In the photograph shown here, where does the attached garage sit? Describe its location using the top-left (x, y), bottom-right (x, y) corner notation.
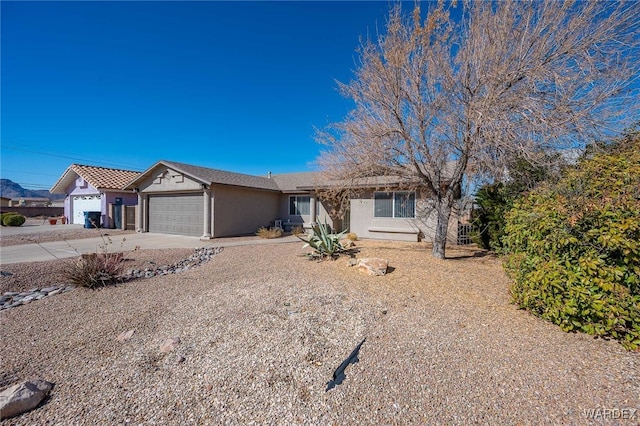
top-left (126, 160), bottom-right (283, 239)
top-left (148, 193), bottom-right (203, 237)
top-left (71, 194), bottom-right (102, 225)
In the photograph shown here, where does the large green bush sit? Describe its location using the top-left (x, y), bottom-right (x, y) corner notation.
top-left (502, 133), bottom-right (640, 350)
top-left (2, 213), bottom-right (26, 227)
top-left (471, 183), bottom-right (511, 250)
top-left (472, 157), bottom-right (556, 250)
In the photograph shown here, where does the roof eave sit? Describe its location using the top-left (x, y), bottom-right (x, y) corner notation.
top-left (123, 160), bottom-right (210, 190)
top-left (50, 166), bottom-right (77, 194)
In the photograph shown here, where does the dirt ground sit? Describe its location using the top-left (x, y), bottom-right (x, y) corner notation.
top-left (1, 239), bottom-right (637, 424)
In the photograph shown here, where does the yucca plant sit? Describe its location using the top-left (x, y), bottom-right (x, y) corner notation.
top-left (297, 222), bottom-right (348, 259)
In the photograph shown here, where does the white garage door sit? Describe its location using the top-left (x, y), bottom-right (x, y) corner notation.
top-left (72, 195), bottom-right (102, 225)
top-left (148, 193), bottom-right (203, 237)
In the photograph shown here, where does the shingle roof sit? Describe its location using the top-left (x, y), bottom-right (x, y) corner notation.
top-left (123, 160), bottom-right (453, 194)
top-left (146, 161), bottom-right (282, 192)
top-left (50, 164), bottom-right (141, 194)
top-left (271, 172), bottom-right (320, 192)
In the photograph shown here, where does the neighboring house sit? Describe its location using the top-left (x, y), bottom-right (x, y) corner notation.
top-left (0, 197), bottom-right (10, 207)
top-left (124, 160), bottom-right (460, 244)
top-left (123, 160), bottom-right (338, 238)
top-left (50, 164), bottom-right (141, 228)
top-left (10, 197), bottom-right (51, 207)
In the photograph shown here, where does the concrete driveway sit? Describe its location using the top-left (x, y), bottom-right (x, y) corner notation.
top-left (0, 232), bottom-right (299, 265)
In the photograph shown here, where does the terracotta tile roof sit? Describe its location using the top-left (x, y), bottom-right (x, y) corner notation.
top-left (50, 164), bottom-right (141, 193)
top-left (70, 165), bottom-right (141, 190)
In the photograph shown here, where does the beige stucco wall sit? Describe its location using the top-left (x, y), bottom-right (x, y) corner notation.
top-left (136, 166), bottom-right (203, 193)
top-left (278, 193), bottom-right (338, 232)
top-left (212, 184), bottom-right (280, 237)
top-left (349, 189), bottom-right (459, 244)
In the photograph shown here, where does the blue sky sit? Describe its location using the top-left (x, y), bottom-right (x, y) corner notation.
top-left (1, 1), bottom-right (395, 190)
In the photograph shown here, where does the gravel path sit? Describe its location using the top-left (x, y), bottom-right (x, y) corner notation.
top-left (0, 241), bottom-right (638, 424)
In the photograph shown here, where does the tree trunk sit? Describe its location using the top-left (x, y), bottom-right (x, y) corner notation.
top-left (432, 199), bottom-right (453, 259)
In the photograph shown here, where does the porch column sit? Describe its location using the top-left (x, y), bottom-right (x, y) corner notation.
top-left (202, 188), bottom-right (212, 239)
top-left (310, 194), bottom-right (317, 225)
top-left (142, 194), bottom-right (149, 232)
top-left (136, 193), bottom-right (144, 232)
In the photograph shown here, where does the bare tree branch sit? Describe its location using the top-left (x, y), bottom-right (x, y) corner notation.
top-left (317, 1), bottom-right (639, 258)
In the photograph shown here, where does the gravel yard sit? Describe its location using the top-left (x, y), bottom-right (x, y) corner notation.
top-left (0, 240), bottom-right (638, 424)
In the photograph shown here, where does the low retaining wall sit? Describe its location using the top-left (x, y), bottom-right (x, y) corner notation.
top-left (0, 207), bottom-right (64, 217)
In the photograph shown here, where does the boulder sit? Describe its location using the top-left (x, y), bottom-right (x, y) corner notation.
top-left (116, 329), bottom-right (135, 342)
top-left (0, 379), bottom-right (53, 419)
top-left (340, 239), bottom-right (356, 248)
top-left (160, 336), bottom-right (181, 353)
top-left (356, 258), bottom-right (389, 276)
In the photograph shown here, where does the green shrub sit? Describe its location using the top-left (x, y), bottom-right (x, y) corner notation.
top-left (0, 212), bottom-right (17, 225)
top-left (472, 157), bottom-right (556, 250)
top-left (2, 213), bottom-right (25, 227)
top-left (502, 133), bottom-right (640, 350)
top-left (256, 227), bottom-right (282, 239)
top-left (297, 222), bottom-right (348, 259)
top-left (471, 183), bottom-right (511, 250)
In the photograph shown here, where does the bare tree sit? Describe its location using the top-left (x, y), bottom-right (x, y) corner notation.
top-left (316, 1), bottom-right (639, 259)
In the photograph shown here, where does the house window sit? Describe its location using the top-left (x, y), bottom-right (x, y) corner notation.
top-left (374, 191), bottom-right (415, 218)
top-left (289, 195), bottom-right (310, 215)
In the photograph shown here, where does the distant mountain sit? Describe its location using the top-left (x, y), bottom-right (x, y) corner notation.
top-left (0, 179), bottom-right (65, 201)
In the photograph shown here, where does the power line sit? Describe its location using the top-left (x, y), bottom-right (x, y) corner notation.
top-left (1, 143), bottom-right (147, 171)
top-left (0, 169), bottom-right (60, 177)
top-left (8, 182), bottom-right (52, 189)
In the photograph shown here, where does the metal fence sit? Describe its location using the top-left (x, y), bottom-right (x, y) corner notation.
top-left (457, 223), bottom-right (472, 245)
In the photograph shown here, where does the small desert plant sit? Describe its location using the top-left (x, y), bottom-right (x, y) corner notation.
top-left (291, 225), bottom-right (304, 236)
top-left (65, 252), bottom-right (125, 289)
top-left (2, 213), bottom-right (26, 227)
top-left (297, 222), bottom-right (348, 259)
top-left (345, 232), bottom-right (358, 241)
top-left (256, 226), bottom-right (282, 239)
top-left (60, 235), bottom-right (128, 289)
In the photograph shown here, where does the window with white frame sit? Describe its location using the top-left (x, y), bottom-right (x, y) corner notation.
top-left (289, 195), bottom-right (310, 215)
top-left (374, 191), bottom-right (415, 218)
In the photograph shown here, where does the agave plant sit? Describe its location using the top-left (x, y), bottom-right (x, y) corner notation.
top-left (297, 222), bottom-right (348, 259)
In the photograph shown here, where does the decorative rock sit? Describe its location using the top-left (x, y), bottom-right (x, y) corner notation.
top-left (341, 239), bottom-right (356, 248)
top-left (0, 379), bottom-right (53, 420)
top-left (356, 258), bottom-right (389, 276)
top-left (116, 329), bottom-right (135, 342)
top-left (160, 337), bottom-right (181, 353)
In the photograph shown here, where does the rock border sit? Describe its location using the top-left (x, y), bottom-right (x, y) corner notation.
top-left (0, 247), bottom-right (223, 312)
